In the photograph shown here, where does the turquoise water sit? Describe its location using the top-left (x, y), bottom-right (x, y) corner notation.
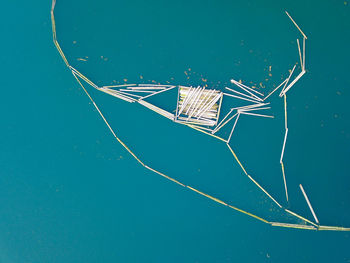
top-left (1, 0), bottom-right (350, 262)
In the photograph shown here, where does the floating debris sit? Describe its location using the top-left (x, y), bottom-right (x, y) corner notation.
top-left (51, 0), bottom-right (350, 231)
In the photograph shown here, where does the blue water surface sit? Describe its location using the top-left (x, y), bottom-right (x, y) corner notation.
top-left (0, 0), bottom-right (350, 262)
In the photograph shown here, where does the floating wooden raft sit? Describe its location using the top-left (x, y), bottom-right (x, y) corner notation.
top-left (176, 86), bottom-right (223, 126)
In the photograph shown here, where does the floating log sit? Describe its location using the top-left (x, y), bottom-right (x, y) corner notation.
top-left (213, 112), bottom-right (238, 134)
top-left (284, 209), bottom-right (318, 227)
top-left (227, 113), bottom-right (240, 143)
top-left (303, 37), bottom-right (306, 71)
top-left (223, 92), bottom-right (261, 103)
top-left (98, 87), bottom-right (136, 103)
top-left (213, 109), bottom-right (234, 133)
top-left (196, 93), bottom-right (222, 119)
top-left (138, 100), bottom-right (175, 120)
top-left (215, 94), bottom-right (223, 126)
top-left (241, 106), bottom-right (271, 112)
top-left (119, 89), bottom-right (154, 93)
top-left (128, 86), bottom-right (164, 90)
top-left (285, 11), bottom-right (308, 39)
top-left (230, 79), bottom-right (264, 97)
top-left (139, 84), bottom-right (173, 87)
top-left (175, 87), bottom-right (181, 118)
top-left (70, 66), bottom-right (99, 89)
top-left (270, 222), bottom-right (316, 230)
top-left (186, 186), bottom-right (228, 206)
top-left (183, 124), bottom-right (214, 132)
top-left (141, 86), bottom-right (176, 100)
top-left (231, 79), bottom-right (263, 101)
top-left (177, 116), bottom-right (216, 126)
top-left (299, 184), bottom-right (319, 224)
top-left (318, 225), bottom-right (350, 231)
top-left (279, 65), bottom-right (297, 96)
top-left (105, 84), bottom-right (137, 88)
top-left (284, 94), bottom-right (288, 129)
top-left (184, 87), bottom-right (201, 115)
top-left (280, 128), bottom-right (288, 163)
top-left (240, 111), bottom-right (274, 118)
top-left (226, 144), bottom-right (248, 175)
top-left (280, 71), bottom-right (305, 96)
top-left (231, 102), bottom-right (270, 111)
top-left (264, 79), bottom-right (287, 101)
top-left (187, 124), bottom-right (226, 142)
top-left (185, 87), bottom-right (204, 116)
top-left (177, 87), bottom-right (221, 126)
top-left (192, 89), bottom-right (216, 116)
top-left (297, 39), bottom-right (303, 69)
top-left (281, 162), bottom-right (289, 202)
top-left (144, 165), bottom-right (186, 187)
top-left (116, 90), bottom-right (143, 98)
top-left (225, 87), bottom-right (261, 102)
top-left (178, 87), bottom-right (198, 115)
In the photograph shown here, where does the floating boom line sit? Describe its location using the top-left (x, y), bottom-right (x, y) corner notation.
top-left (51, 0), bottom-right (350, 232)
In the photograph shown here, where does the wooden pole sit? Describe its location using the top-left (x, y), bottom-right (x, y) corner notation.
top-left (264, 79), bottom-right (287, 101)
top-left (240, 112), bottom-right (274, 118)
top-left (281, 162), bottom-right (289, 202)
top-left (280, 129), bottom-right (288, 163)
top-left (279, 65), bottom-right (296, 96)
top-left (98, 87), bottom-right (136, 103)
top-left (231, 102), bottom-right (270, 111)
top-left (195, 92), bottom-right (221, 119)
top-left (227, 113), bottom-right (240, 143)
top-left (303, 37), bottom-right (306, 71)
top-left (140, 86), bottom-right (176, 100)
top-left (230, 79), bottom-right (264, 97)
top-left (285, 209), bottom-right (318, 227)
top-left (299, 184), bottom-right (319, 224)
top-left (285, 11), bottom-right (308, 39)
top-left (231, 79), bottom-right (263, 101)
top-left (214, 113), bottom-right (238, 134)
top-left (178, 87), bottom-right (198, 115)
top-left (280, 71), bottom-right (305, 96)
top-left (297, 39), bottom-right (303, 69)
top-left (119, 89), bottom-right (154, 93)
top-left (186, 87), bottom-right (204, 117)
top-left (223, 93), bottom-right (261, 104)
top-left (215, 94), bottom-right (223, 126)
top-left (225, 87), bottom-right (261, 102)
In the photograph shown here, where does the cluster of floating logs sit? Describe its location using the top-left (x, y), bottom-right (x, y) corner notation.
top-left (176, 86), bottom-right (222, 126)
top-left (51, 0), bottom-right (350, 231)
